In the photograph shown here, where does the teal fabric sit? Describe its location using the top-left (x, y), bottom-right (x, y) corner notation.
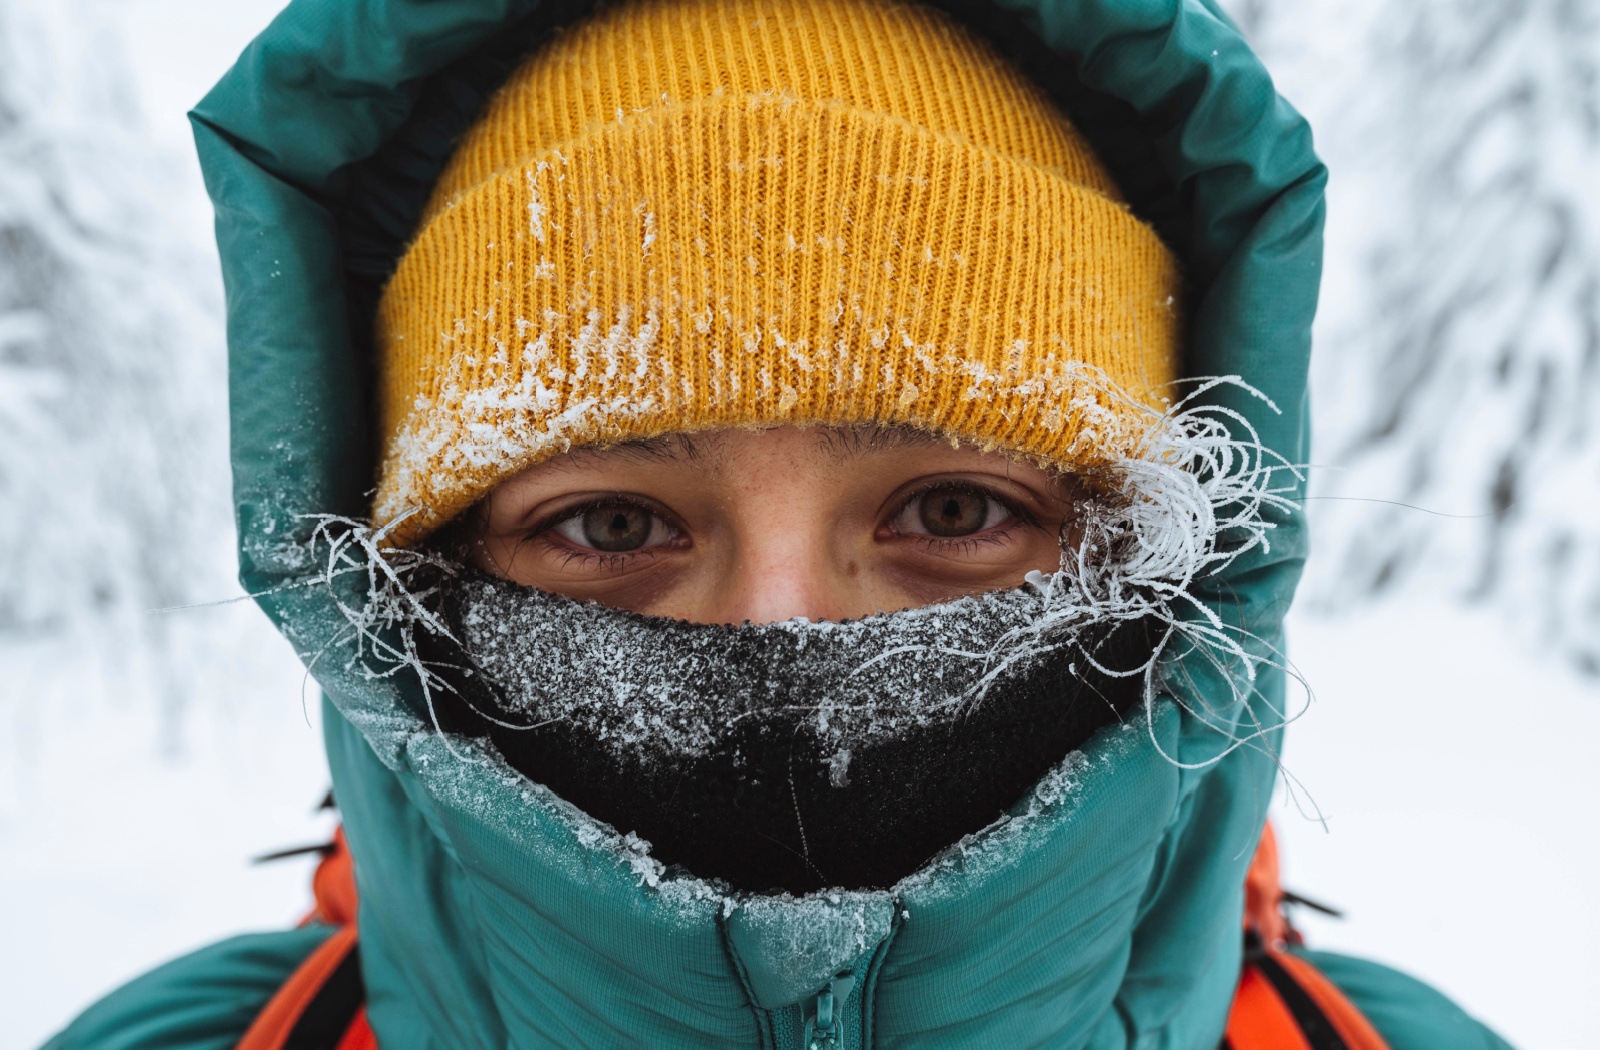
top-left (1298, 951), bottom-right (1514, 1050)
top-left (41, 0), bottom-right (1504, 1047)
top-left (43, 926), bottom-right (334, 1050)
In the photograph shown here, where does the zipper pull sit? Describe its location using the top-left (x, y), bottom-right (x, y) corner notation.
top-left (801, 973), bottom-right (858, 1050)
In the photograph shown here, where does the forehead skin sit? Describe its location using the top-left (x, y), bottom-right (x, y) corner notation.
top-left (546, 425), bottom-right (1004, 473)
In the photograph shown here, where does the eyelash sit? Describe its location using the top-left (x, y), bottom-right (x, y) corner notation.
top-left (901, 532), bottom-right (1019, 560)
top-left (550, 547), bottom-right (652, 571)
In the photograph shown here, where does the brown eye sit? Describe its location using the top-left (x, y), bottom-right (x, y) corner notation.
top-left (918, 487), bottom-right (991, 537)
top-left (580, 504), bottom-right (653, 551)
top-left (547, 498), bottom-right (680, 561)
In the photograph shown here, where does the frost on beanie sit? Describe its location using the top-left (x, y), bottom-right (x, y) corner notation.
top-left (372, 0), bottom-right (1181, 545)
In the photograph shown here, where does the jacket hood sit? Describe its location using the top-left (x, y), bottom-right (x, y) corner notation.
top-left (192, 0), bottom-right (1323, 1045)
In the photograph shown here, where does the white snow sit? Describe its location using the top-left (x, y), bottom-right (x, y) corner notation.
top-left (1276, 597), bottom-right (1600, 1049)
top-left (1, 610), bottom-right (328, 1050)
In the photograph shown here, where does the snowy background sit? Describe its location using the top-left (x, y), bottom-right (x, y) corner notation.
top-left (2, 0), bottom-right (1597, 1045)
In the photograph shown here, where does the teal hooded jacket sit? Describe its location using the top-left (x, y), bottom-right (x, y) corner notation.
top-left (47, 0), bottom-right (1513, 1047)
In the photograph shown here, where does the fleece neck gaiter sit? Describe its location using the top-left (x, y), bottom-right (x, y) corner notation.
top-left (432, 568), bottom-right (1150, 894)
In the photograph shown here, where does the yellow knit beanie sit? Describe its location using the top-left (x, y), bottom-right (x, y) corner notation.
top-left (373, 0), bottom-right (1180, 544)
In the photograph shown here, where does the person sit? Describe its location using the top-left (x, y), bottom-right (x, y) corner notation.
top-left (46, 0), bottom-right (1512, 1046)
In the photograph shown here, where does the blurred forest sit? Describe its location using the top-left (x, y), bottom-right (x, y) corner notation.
top-left (1236, 0), bottom-right (1600, 669)
top-left (0, 0), bottom-right (233, 743)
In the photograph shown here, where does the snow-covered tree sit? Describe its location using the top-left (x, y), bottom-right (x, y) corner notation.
top-left (0, 0), bottom-right (228, 640)
top-left (1230, 0), bottom-right (1600, 675)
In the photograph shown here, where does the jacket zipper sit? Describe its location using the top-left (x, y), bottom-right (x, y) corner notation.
top-left (801, 973), bottom-right (857, 1050)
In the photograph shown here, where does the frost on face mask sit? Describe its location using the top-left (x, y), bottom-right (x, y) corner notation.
top-left (427, 564), bottom-right (1151, 892)
top-left (290, 374), bottom-right (1298, 893)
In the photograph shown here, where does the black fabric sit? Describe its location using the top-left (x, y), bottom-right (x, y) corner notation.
top-left (426, 573), bottom-right (1151, 895)
top-left (282, 943), bottom-right (365, 1050)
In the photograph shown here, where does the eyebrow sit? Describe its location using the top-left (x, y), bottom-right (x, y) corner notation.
top-left (817, 424), bottom-right (950, 460)
top-left (567, 433), bottom-right (706, 464)
top-left (560, 424), bottom-right (948, 467)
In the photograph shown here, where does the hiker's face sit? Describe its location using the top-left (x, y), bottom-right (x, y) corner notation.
top-left (470, 427), bottom-right (1085, 623)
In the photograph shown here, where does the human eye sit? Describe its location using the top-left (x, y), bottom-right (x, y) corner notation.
top-left (885, 482), bottom-right (1026, 542)
top-left (541, 498), bottom-right (680, 557)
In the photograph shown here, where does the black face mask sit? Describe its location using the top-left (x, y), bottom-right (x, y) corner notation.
top-left (429, 568), bottom-right (1152, 894)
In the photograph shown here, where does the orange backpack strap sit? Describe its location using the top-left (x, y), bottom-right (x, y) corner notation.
top-left (1223, 823), bottom-right (1391, 1050)
top-left (239, 826), bottom-right (376, 1050)
top-left (1223, 935), bottom-right (1392, 1050)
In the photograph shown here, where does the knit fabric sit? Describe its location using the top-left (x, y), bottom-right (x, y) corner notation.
top-left (373, 0), bottom-right (1181, 544)
top-left (432, 568), bottom-right (1151, 892)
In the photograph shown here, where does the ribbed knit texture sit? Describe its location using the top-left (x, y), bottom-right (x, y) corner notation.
top-left (373, 0), bottom-right (1181, 543)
